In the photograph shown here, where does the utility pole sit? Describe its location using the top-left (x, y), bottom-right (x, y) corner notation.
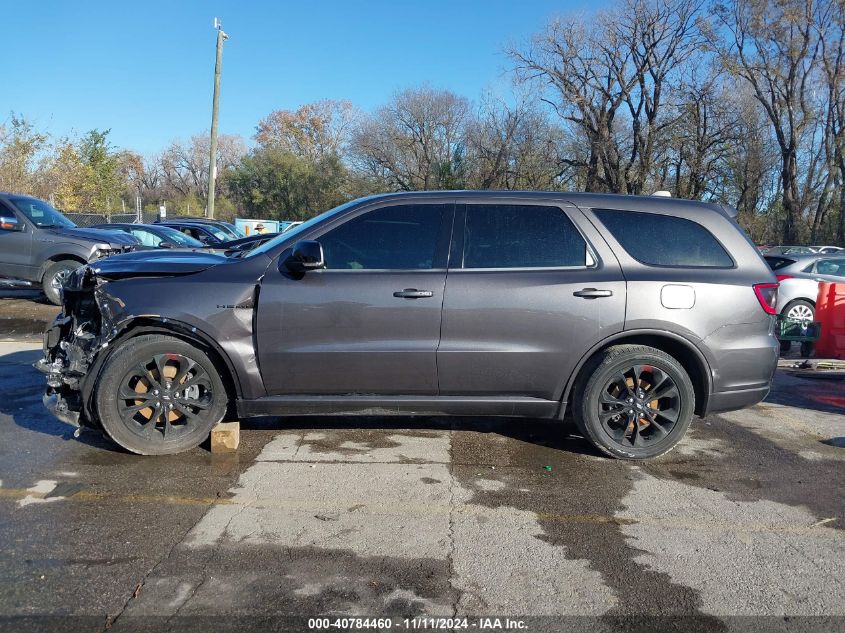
top-left (207, 18), bottom-right (228, 219)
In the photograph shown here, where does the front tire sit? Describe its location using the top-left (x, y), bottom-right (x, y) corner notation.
top-left (573, 345), bottom-right (695, 460)
top-left (94, 334), bottom-right (229, 455)
top-left (42, 260), bottom-right (82, 305)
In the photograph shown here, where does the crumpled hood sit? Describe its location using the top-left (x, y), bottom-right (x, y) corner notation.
top-left (88, 249), bottom-right (230, 280)
top-left (41, 226), bottom-right (139, 246)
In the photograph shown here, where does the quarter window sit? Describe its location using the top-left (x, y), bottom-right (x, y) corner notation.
top-left (462, 204), bottom-right (590, 268)
top-left (320, 204), bottom-right (447, 270)
top-left (594, 209), bottom-right (733, 268)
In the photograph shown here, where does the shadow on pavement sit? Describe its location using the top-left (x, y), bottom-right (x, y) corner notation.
top-left (0, 348), bottom-right (118, 452)
top-left (241, 414), bottom-right (603, 459)
top-left (764, 371), bottom-right (845, 415)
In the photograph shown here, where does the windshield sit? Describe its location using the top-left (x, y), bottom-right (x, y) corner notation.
top-left (159, 226), bottom-right (204, 247)
top-left (10, 197), bottom-right (75, 228)
top-left (204, 225), bottom-right (231, 241)
top-left (245, 199), bottom-right (360, 259)
top-left (220, 222), bottom-right (242, 238)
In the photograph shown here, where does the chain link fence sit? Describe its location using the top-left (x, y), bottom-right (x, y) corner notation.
top-left (64, 212), bottom-right (140, 227)
top-left (65, 210), bottom-right (215, 227)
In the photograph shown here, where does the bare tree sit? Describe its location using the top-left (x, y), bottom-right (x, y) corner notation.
top-left (510, 0), bottom-right (706, 194)
top-left (159, 133), bottom-right (247, 202)
top-left (709, 0), bottom-right (828, 242)
top-left (255, 99), bottom-right (360, 161)
top-left (351, 86), bottom-right (470, 190)
top-left (465, 93), bottom-right (569, 190)
top-left (818, 5), bottom-right (845, 242)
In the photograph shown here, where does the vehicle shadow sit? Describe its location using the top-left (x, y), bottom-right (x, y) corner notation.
top-left (0, 348), bottom-right (116, 451)
top-left (764, 371), bottom-right (845, 415)
top-left (241, 414), bottom-right (603, 459)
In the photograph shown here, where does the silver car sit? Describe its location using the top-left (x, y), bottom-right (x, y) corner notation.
top-left (765, 254), bottom-right (845, 320)
top-left (810, 245), bottom-right (844, 254)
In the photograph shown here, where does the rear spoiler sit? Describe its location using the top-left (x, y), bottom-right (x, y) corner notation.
top-left (719, 204), bottom-right (739, 219)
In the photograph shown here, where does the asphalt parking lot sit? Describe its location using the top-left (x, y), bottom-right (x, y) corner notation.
top-left (0, 331), bottom-right (843, 633)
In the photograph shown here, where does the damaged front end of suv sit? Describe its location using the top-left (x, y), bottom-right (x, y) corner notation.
top-left (36, 265), bottom-right (127, 428)
top-left (34, 248), bottom-right (266, 441)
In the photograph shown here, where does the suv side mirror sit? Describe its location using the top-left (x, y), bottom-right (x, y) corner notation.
top-left (0, 215), bottom-right (23, 232)
top-left (285, 240), bottom-right (325, 273)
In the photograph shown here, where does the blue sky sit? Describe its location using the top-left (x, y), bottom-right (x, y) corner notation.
top-left (1, 1), bottom-right (599, 156)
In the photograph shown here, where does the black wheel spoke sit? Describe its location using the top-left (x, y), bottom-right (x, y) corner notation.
top-left (615, 372), bottom-right (631, 395)
top-left (655, 408), bottom-right (680, 424)
top-left (606, 417), bottom-right (630, 442)
top-left (116, 352), bottom-right (215, 444)
top-left (630, 421), bottom-right (643, 446)
top-left (642, 409), bottom-right (668, 435)
top-left (631, 365), bottom-right (645, 389)
top-left (597, 361), bottom-right (684, 450)
top-left (119, 385), bottom-right (152, 400)
top-left (145, 403), bottom-right (163, 427)
top-left (174, 402), bottom-right (202, 421)
top-left (123, 402), bottom-right (152, 414)
top-left (152, 355), bottom-right (169, 385)
top-left (135, 361), bottom-right (161, 390)
top-left (178, 370), bottom-right (209, 391)
top-left (175, 397), bottom-right (211, 411)
top-left (599, 407), bottom-right (625, 422)
top-left (649, 378), bottom-right (678, 401)
top-left (173, 357), bottom-right (198, 386)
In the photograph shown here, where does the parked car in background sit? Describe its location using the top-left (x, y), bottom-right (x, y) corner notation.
top-left (0, 193), bottom-right (138, 304)
top-left (40, 191), bottom-right (779, 460)
top-left (92, 223), bottom-right (205, 249)
top-left (763, 245), bottom-right (817, 255)
top-left (765, 254), bottom-right (845, 321)
top-left (155, 216), bottom-right (242, 239)
top-left (810, 245), bottom-right (843, 254)
top-left (157, 221), bottom-right (232, 246)
top-left (280, 221), bottom-right (303, 233)
top-left (219, 232), bottom-right (280, 255)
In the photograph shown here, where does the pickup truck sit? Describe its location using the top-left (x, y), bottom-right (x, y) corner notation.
top-left (0, 193), bottom-right (138, 304)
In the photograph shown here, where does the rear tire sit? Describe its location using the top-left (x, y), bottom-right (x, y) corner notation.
top-left (94, 334), bottom-right (229, 455)
top-left (782, 299), bottom-right (814, 322)
top-left (42, 260), bottom-right (82, 305)
top-left (573, 345), bottom-right (695, 460)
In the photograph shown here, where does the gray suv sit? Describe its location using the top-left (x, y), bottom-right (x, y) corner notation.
top-left (38, 191), bottom-right (779, 459)
top-left (0, 193), bottom-right (138, 304)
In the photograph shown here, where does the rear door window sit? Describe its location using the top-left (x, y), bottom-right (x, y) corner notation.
top-left (461, 204), bottom-right (590, 268)
top-left (594, 208), bottom-right (733, 268)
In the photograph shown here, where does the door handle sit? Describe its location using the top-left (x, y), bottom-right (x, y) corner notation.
top-left (393, 288), bottom-right (434, 299)
top-left (573, 288), bottom-right (613, 299)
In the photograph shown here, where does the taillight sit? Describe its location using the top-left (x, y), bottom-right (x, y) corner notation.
top-left (753, 283), bottom-right (779, 315)
top-left (775, 274), bottom-right (793, 282)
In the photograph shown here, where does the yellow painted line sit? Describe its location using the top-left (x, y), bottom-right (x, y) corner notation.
top-left (1, 487), bottom-right (840, 537)
top-left (0, 487), bottom-right (234, 507)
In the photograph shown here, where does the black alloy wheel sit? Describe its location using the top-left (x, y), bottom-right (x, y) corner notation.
top-left (574, 344), bottom-right (695, 459)
top-left (95, 334), bottom-right (228, 455)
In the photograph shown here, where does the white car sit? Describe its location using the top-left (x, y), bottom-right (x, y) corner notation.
top-left (766, 254), bottom-right (845, 320)
top-left (810, 245), bottom-right (843, 254)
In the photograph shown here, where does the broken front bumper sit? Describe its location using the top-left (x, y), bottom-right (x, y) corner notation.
top-left (35, 266), bottom-right (119, 429)
top-left (36, 316), bottom-right (89, 428)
